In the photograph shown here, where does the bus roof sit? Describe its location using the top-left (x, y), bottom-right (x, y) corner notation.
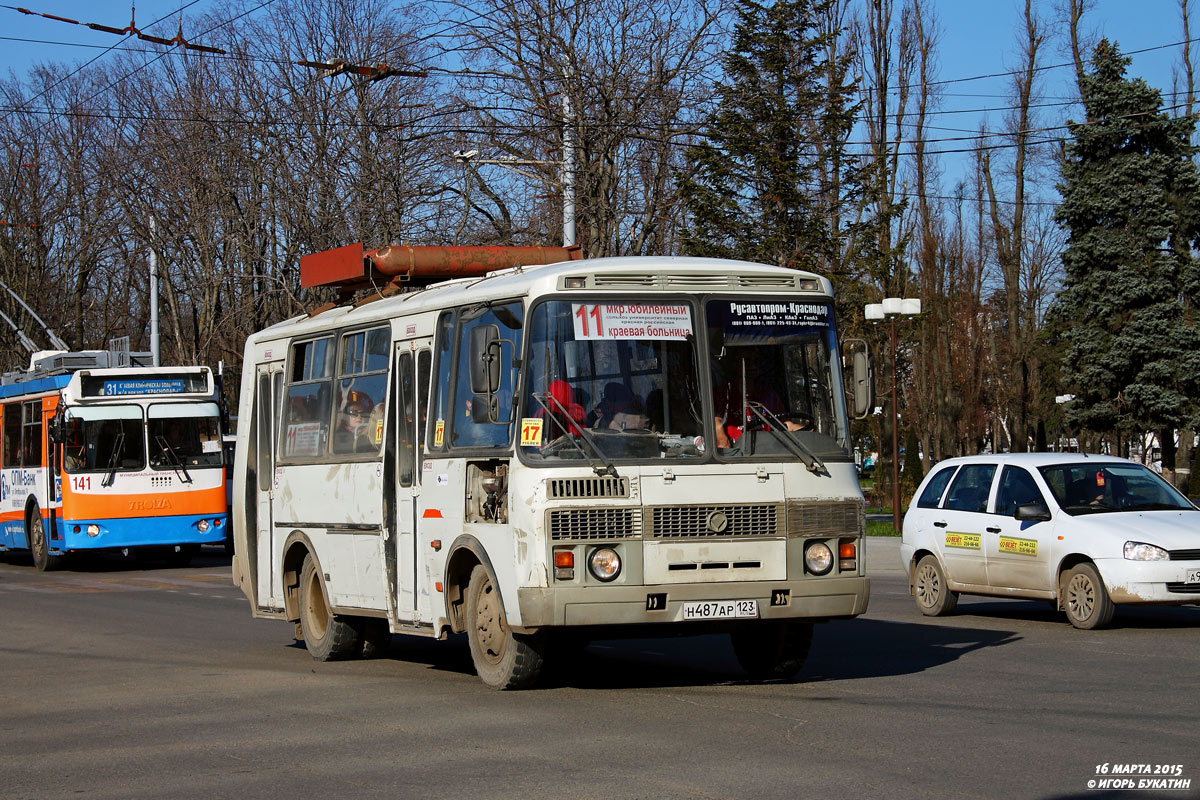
top-left (248, 255), bottom-right (833, 347)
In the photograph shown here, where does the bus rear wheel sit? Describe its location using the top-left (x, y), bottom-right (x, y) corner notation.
top-left (465, 564), bottom-right (544, 690)
top-left (731, 620), bottom-right (813, 681)
top-left (299, 555), bottom-right (361, 660)
top-left (28, 503), bottom-right (62, 572)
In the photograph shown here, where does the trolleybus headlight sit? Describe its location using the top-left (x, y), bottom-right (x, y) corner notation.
top-left (588, 547), bottom-right (622, 582)
top-left (197, 519), bottom-right (211, 533)
top-left (804, 541), bottom-right (833, 575)
top-left (86, 524), bottom-right (100, 537)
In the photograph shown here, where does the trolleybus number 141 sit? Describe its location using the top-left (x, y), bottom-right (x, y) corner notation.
top-left (71, 476), bottom-right (93, 491)
top-left (681, 600), bottom-right (759, 621)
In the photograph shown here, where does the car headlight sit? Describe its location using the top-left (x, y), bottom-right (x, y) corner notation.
top-left (1123, 541), bottom-right (1168, 561)
top-left (805, 541), bottom-right (833, 575)
top-left (588, 547), bottom-right (621, 582)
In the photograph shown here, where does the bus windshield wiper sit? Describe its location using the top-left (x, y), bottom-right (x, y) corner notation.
top-left (155, 434), bottom-right (194, 484)
top-left (745, 401), bottom-right (827, 475)
top-left (530, 392), bottom-right (619, 478)
top-left (102, 431), bottom-right (125, 487)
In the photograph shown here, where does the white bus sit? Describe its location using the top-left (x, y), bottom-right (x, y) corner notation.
top-left (232, 246), bottom-right (872, 688)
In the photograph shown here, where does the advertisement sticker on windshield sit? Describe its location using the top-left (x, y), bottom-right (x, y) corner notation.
top-left (945, 532), bottom-right (981, 550)
top-left (520, 417), bottom-right (543, 447)
top-left (998, 536), bottom-right (1038, 557)
top-left (571, 303), bottom-right (692, 340)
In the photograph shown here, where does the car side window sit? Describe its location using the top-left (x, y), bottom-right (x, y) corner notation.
top-left (994, 466), bottom-right (1044, 516)
top-left (944, 464), bottom-right (996, 513)
top-left (918, 466), bottom-right (957, 508)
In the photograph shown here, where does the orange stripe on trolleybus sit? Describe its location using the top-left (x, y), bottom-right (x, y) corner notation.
top-left (59, 482), bottom-right (226, 521)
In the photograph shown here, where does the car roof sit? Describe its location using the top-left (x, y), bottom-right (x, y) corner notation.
top-left (926, 453), bottom-right (1137, 470)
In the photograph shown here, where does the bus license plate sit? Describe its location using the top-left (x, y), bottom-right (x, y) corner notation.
top-left (1187, 569), bottom-right (1200, 584)
top-left (681, 599), bottom-right (758, 621)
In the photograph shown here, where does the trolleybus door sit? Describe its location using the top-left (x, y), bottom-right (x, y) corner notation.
top-left (392, 341), bottom-right (431, 623)
top-left (254, 365), bottom-right (283, 607)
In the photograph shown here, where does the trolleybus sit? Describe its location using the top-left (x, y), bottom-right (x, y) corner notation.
top-left (231, 244), bottom-right (873, 688)
top-left (0, 350), bottom-right (229, 569)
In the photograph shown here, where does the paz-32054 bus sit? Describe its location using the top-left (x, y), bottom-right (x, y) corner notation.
top-left (232, 244), bottom-right (872, 689)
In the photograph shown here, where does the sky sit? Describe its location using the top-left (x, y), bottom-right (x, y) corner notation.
top-left (0, 0), bottom-right (1193, 194)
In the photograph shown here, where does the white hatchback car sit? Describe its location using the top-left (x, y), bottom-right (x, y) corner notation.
top-left (900, 454), bottom-right (1200, 629)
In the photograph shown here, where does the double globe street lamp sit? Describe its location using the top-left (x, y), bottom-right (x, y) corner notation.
top-left (865, 298), bottom-right (921, 533)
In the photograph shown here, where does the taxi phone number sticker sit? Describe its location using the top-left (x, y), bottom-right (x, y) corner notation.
top-left (945, 532), bottom-right (981, 550)
top-left (998, 536), bottom-right (1038, 557)
top-left (680, 600), bottom-right (758, 621)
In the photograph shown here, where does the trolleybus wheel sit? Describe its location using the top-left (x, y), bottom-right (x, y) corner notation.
top-left (1062, 562), bottom-right (1116, 630)
top-left (465, 564), bottom-right (544, 690)
top-left (914, 554), bottom-right (958, 616)
top-left (28, 502), bottom-right (62, 572)
top-left (299, 555), bottom-right (361, 660)
top-left (730, 620), bottom-right (813, 681)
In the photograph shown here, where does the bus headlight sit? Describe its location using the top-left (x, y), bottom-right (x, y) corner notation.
top-left (805, 541), bottom-right (833, 575)
top-left (588, 547), bottom-right (621, 582)
top-left (197, 519), bottom-right (210, 533)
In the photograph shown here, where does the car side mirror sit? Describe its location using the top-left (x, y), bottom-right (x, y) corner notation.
top-left (1014, 500), bottom-right (1051, 522)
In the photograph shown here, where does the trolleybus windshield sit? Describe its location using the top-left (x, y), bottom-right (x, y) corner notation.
top-left (148, 401), bottom-right (224, 469)
top-left (61, 405), bottom-right (145, 472)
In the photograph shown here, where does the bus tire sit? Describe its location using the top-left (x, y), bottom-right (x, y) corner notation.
top-left (731, 620), bottom-right (813, 681)
top-left (356, 618), bottom-right (391, 658)
top-left (299, 555), bottom-right (361, 661)
top-left (28, 503), bottom-right (63, 572)
top-left (465, 564), bottom-right (544, 690)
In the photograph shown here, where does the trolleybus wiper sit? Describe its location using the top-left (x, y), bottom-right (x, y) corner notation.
top-left (102, 431), bottom-right (125, 487)
top-left (745, 401), bottom-right (827, 475)
top-left (530, 391), bottom-right (619, 478)
top-left (155, 435), bottom-right (194, 484)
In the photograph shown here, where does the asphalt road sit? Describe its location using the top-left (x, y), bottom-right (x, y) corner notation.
top-left (1, 539), bottom-right (1197, 800)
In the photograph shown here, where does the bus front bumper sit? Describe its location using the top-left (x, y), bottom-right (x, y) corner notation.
top-left (513, 576), bottom-right (869, 631)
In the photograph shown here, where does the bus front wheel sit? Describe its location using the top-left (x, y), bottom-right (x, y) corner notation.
top-left (730, 620), bottom-right (813, 681)
top-left (28, 503), bottom-right (62, 572)
top-left (298, 555), bottom-right (361, 660)
top-left (465, 565), bottom-right (544, 690)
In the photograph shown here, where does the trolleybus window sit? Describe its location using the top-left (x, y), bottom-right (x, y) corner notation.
top-left (2, 402), bottom-right (21, 466)
top-left (61, 405), bottom-right (146, 472)
top-left (148, 401), bottom-right (223, 468)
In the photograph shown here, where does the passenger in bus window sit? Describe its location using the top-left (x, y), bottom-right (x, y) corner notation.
top-left (590, 383), bottom-right (649, 431)
top-left (334, 390), bottom-right (376, 453)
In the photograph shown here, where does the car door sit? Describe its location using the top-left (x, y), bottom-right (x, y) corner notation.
top-left (984, 464), bottom-right (1055, 592)
top-left (933, 463), bottom-right (997, 588)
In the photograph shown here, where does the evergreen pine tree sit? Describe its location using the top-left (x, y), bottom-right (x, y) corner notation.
top-left (678, 0), bottom-right (860, 274)
top-left (1051, 40), bottom-right (1200, 437)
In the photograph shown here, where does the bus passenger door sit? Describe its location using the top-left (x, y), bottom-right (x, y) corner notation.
top-left (392, 342), bottom-right (430, 624)
top-left (255, 366), bottom-right (283, 607)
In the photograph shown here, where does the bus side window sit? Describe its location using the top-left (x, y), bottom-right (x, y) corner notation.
top-left (397, 352), bottom-right (414, 486)
top-left (282, 336), bottom-right (334, 458)
top-left (417, 350), bottom-right (431, 460)
top-left (449, 301), bottom-right (523, 449)
top-left (2, 402), bottom-right (19, 467)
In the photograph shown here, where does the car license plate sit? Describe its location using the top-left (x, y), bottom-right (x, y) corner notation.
top-left (680, 599), bottom-right (758, 621)
top-left (1187, 568), bottom-right (1200, 584)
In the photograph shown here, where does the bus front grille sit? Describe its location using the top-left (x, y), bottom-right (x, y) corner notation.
top-left (648, 504), bottom-right (782, 539)
top-left (548, 508), bottom-right (642, 540)
top-left (786, 500), bottom-right (864, 538)
top-left (547, 477), bottom-right (630, 499)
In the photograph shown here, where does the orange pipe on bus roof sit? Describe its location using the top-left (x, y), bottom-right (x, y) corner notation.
top-left (300, 243), bottom-right (582, 289)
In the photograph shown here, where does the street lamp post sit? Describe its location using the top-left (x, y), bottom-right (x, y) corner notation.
top-left (865, 298), bottom-right (921, 533)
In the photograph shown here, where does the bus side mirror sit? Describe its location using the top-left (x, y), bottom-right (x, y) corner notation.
top-left (469, 324), bottom-right (501, 395)
top-left (470, 394), bottom-right (500, 424)
top-left (845, 340), bottom-right (874, 419)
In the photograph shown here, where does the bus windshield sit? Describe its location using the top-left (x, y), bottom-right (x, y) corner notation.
top-left (148, 402), bottom-right (224, 469)
top-left (523, 299), bottom-right (704, 462)
top-left (706, 299), bottom-right (851, 462)
top-left (63, 405), bottom-right (145, 473)
top-left (520, 297), bottom-right (852, 464)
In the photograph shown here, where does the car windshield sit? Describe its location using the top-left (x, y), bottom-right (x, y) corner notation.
top-left (1038, 462), bottom-right (1193, 515)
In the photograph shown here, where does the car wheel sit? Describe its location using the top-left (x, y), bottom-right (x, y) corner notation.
top-left (914, 554), bottom-right (958, 616)
top-left (1062, 563), bottom-right (1115, 630)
